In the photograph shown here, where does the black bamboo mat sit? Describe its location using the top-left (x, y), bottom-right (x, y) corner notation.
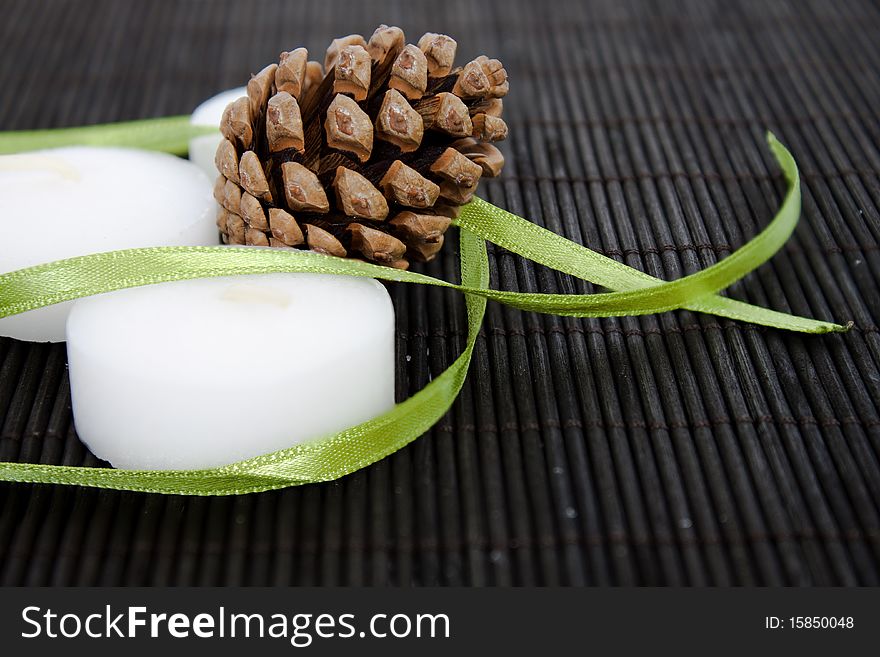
top-left (1, 0), bottom-right (879, 586)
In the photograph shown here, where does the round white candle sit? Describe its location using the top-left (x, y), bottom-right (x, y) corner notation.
top-left (0, 147), bottom-right (217, 342)
top-left (66, 272), bottom-right (395, 470)
top-left (189, 87), bottom-right (247, 180)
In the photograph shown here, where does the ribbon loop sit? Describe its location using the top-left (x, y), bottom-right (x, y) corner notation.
top-left (0, 119), bottom-right (847, 494)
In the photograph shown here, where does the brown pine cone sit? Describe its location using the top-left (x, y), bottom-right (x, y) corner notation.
top-left (213, 25), bottom-right (508, 270)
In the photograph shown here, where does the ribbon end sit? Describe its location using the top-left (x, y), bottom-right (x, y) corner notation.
top-left (814, 319), bottom-right (853, 334)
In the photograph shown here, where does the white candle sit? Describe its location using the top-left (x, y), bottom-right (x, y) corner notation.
top-left (0, 147), bottom-right (217, 342)
top-left (66, 272), bottom-right (395, 470)
top-left (189, 87), bottom-right (247, 180)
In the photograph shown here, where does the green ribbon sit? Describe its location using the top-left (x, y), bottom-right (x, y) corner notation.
top-left (0, 119), bottom-right (847, 495)
top-left (0, 115), bottom-right (214, 156)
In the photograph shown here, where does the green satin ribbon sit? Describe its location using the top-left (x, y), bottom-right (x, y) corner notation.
top-left (0, 116), bottom-right (213, 156)
top-left (0, 119), bottom-right (847, 495)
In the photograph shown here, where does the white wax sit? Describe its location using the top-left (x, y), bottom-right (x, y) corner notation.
top-left (0, 147), bottom-right (217, 342)
top-left (66, 273), bottom-right (395, 470)
top-left (189, 87), bottom-right (247, 180)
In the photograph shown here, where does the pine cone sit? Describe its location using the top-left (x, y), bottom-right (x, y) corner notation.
top-left (213, 25), bottom-right (508, 270)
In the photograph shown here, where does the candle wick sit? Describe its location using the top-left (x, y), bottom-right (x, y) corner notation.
top-left (0, 154), bottom-right (82, 181)
top-left (220, 283), bottom-right (292, 308)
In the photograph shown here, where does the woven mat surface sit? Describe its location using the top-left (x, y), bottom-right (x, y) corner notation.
top-left (1, 0), bottom-right (879, 586)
